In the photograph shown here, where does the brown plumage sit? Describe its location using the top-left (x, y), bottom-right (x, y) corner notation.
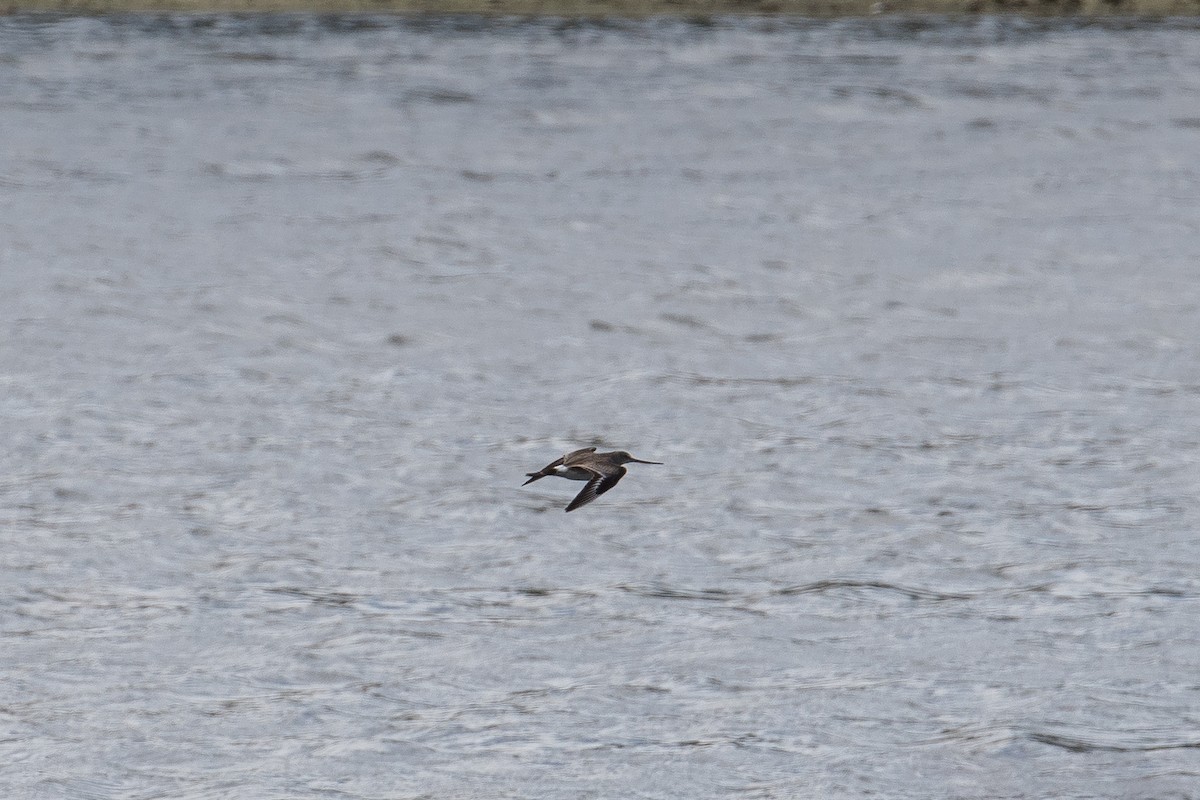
top-left (522, 447), bottom-right (662, 512)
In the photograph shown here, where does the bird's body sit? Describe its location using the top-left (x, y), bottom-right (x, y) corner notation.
top-left (522, 447), bottom-right (662, 512)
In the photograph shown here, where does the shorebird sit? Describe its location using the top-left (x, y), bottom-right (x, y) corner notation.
top-left (522, 447), bottom-right (663, 512)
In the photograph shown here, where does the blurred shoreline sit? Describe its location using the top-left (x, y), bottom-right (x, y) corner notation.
top-left (8, 0), bottom-right (1200, 16)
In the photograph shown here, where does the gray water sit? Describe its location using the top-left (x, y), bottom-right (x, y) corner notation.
top-left (3, 13), bottom-right (1200, 798)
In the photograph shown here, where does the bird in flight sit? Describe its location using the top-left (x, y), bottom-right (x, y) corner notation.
top-left (522, 447), bottom-right (662, 512)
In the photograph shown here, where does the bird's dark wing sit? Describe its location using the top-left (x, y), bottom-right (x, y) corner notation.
top-left (565, 466), bottom-right (625, 512)
top-left (560, 447), bottom-right (598, 466)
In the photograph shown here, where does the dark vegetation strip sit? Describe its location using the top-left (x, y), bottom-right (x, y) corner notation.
top-left (8, 0), bottom-right (1200, 16)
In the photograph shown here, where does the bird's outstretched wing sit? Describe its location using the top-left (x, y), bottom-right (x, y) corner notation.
top-left (560, 447), bottom-right (598, 466)
top-left (565, 466), bottom-right (626, 512)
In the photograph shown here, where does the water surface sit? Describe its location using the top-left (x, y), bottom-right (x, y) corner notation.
top-left (2, 14), bottom-right (1200, 799)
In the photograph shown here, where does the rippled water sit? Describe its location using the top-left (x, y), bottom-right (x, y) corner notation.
top-left (3, 13), bottom-right (1200, 798)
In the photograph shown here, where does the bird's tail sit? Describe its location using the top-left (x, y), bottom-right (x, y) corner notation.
top-left (522, 472), bottom-right (545, 486)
